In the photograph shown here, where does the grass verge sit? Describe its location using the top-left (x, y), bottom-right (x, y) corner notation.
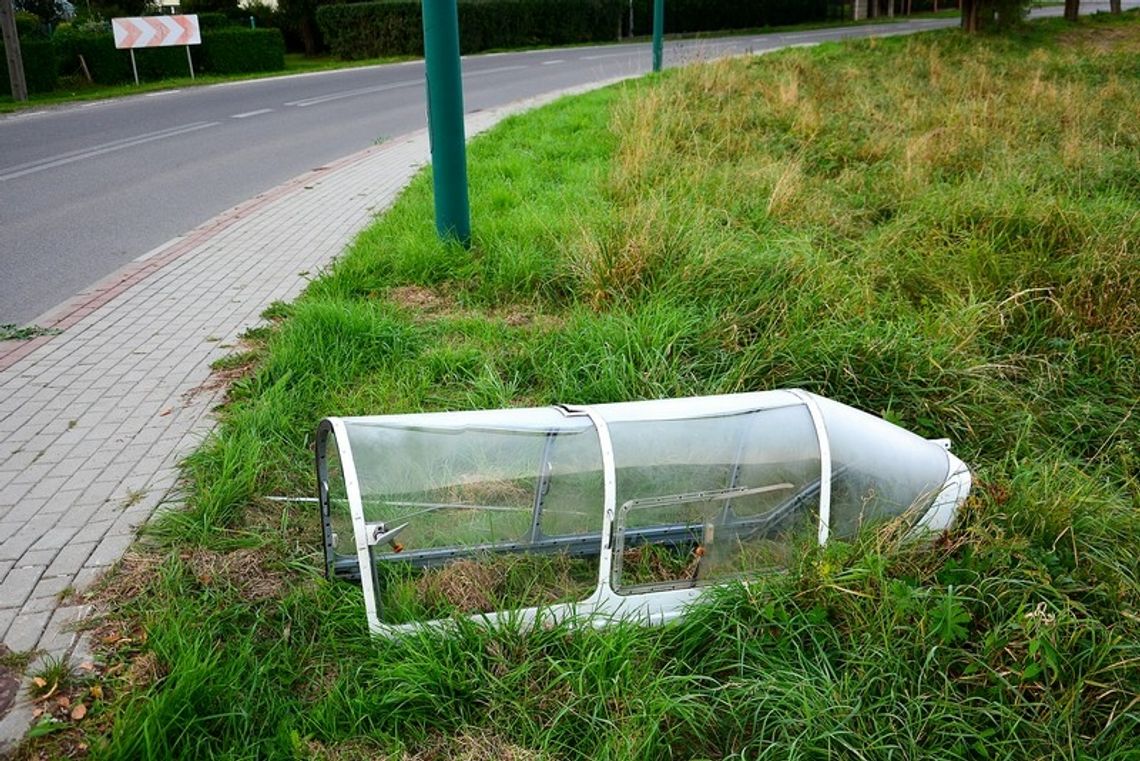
top-left (15, 11), bottom-right (1140, 760)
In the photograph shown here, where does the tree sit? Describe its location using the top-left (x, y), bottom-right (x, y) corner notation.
top-left (275, 0), bottom-right (337, 54)
top-left (1109, 0), bottom-right (1121, 13)
top-left (181, 0), bottom-right (239, 13)
top-left (961, 0), bottom-right (1029, 31)
top-left (1063, 0), bottom-right (1078, 21)
top-left (15, 0), bottom-right (67, 24)
top-left (276, 0), bottom-right (327, 55)
top-left (85, 0), bottom-right (156, 20)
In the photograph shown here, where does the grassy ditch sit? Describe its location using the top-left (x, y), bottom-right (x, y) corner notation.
top-left (17, 12), bottom-right (1140, 760)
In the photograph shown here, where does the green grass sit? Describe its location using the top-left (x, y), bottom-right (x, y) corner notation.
top-left (16, 11), bottom-right (1140, 760)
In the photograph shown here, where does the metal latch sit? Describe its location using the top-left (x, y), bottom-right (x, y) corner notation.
top-left (365, 522), bottom-right (408, 552)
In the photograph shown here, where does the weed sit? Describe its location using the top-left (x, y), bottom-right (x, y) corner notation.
top-left (0, 647), bottom-right (35, 674)
top-left (122, 488), bottom-right (147, 508)
top-left (28, 657), bottom-right (74, 700)
top-left (0, 324), bottom-right (60, 341)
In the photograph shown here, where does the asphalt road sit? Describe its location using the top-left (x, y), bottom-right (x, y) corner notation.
top-left (0, 3), bottom-right (1132, 324)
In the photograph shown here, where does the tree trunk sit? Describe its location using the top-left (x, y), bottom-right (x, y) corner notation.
top-left (1109, 0), bottom-right (1121, 12)
top-left (961, 0), bottom-right (978, 31)
top-left (1064, 0), bottom-right (1079, 22)
top-left (300, 17), bottom-right (318, 56)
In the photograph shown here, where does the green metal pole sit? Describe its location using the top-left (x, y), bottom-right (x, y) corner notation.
top-left (652, 0), bottom-right (664, 72)
top-left (422, 0), bottom-right (471, 246)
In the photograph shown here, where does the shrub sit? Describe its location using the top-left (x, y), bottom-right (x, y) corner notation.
top-left (194, 11), bottom-right (239, 30)
top-left (14, 10), bottom-right (45, 37)
top-left (200, 28), bottom-right (285, 73)
top-left (243, 0), bottom-right (280, 32)
top-left (51, 27), bottom-right (187, 83)
top-left (317, 1), bottom-right (422, 58)
top-left (0, 37), bottom-right (58, 94)
top-left (630, 0), bottom-right (830, 36)
top-left (51, 24), bottom-right (285, 83)
top-left (318, 0), bottom-right (625, 60)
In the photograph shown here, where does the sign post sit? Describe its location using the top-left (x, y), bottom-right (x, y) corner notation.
top-left (421, 0), bottom-right (471, 246)
top-left (112, 14), bottom-right (201, 85)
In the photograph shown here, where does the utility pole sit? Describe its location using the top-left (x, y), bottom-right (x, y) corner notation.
top-left (0, 0), bottom-right (27, 102)
top-left (422, 0), bottom-right (471, 246)
top-left (652, 0), bottom-right (663, 72)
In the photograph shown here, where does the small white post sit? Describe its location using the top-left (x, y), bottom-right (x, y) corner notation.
top-left (129, 48), bottom-right (139, 85)
top-left (185, 45), bottom-right (194, 79)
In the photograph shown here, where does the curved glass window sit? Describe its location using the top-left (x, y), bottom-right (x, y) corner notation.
top-left (333, 408), bottom-right (604, 624)
top-left (813, 396), bottom-right (952, 536)
top-left (608, 403), bottom-right (822, 593)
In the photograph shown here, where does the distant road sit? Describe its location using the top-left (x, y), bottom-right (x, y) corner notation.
top-left (0, 2), bottom-right (1133, 324)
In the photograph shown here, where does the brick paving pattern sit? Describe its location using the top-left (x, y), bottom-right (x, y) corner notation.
top-left (0, 80), bottom-right (624, 750)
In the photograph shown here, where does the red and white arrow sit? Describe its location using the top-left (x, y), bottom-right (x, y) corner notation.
top-left (113, 14), bottom-right (201, 49)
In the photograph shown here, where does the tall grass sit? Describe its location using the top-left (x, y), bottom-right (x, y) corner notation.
top-left (23, 13), bottom-right (1140, 761)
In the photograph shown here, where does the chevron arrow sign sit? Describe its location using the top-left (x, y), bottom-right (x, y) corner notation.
top-left (112, 15), bottom-right (201, 49)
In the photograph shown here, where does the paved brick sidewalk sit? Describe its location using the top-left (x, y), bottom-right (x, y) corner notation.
top-left (0, 79), bottom-right (625, 751)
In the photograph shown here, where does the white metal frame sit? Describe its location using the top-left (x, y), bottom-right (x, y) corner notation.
top-left (320, 390), bottom-right (970, 636)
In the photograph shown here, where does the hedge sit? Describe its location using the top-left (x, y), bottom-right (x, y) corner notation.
top-left (1, 38), bottom-right (58, 95)
top-left (200, 28), bottom-right (285, 73)
top-left (52, 28), bottom-right (189, 84)
top-left (318, 0), bottom-right (625, 60)
top-left (629, 0), bottom-right (830, 36)
top-left (51, 26), bottom-right (285, 85)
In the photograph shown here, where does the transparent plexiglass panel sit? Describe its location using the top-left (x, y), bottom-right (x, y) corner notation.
top-left (609, 403), bottom-right (822, 592)
top-left (812, 395), bottom-right (952, 536)
top-left (338, 409), bottom-right (604, 623)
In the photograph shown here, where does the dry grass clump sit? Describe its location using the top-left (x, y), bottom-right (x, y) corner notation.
top-left (184, 547), bottom-right (288, 602)
top-left (88, 552), bottom-right (163, 605)
top-left (404, 730), bottom-right (548, 761)
top-left (414, 559), bottom-right (503, 613)
top-left (387, 285), bottom-right (457, 318)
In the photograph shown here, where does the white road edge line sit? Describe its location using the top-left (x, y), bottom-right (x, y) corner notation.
top-left (0, 122), bottom-right (220, 182)
top-left (1, 122), bottom-right (218, 176)
top-left (581, 52), bottom-right (635, 60)
top-left (541, 60), bottom-right (565, 65)
top-left (144, 89), bottom-right (182, 97)
top-left (285, 80), bottom-right (419, 107)
top-left (231, 108), bottom-right (274, 119)
top-left (464, 65), bottom-right (527, 76)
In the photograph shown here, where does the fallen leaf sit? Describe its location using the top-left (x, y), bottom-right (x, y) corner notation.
top-left (78, 661), bottom-right (95, 672)
top-left (78, 743), bottom-right (89, 751)
top-left (31, 708), bottom-right (44, 718)
top-left (57, 696), bottom-right (71, 709)
top-left (32, 677), bottom-right (47, 689)
top-left (90, 685), bottom-right (104, 700)
top-left (71, 703), bottom-right (87, 721)
top-left (159, 408), bottom-right (172, 416)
